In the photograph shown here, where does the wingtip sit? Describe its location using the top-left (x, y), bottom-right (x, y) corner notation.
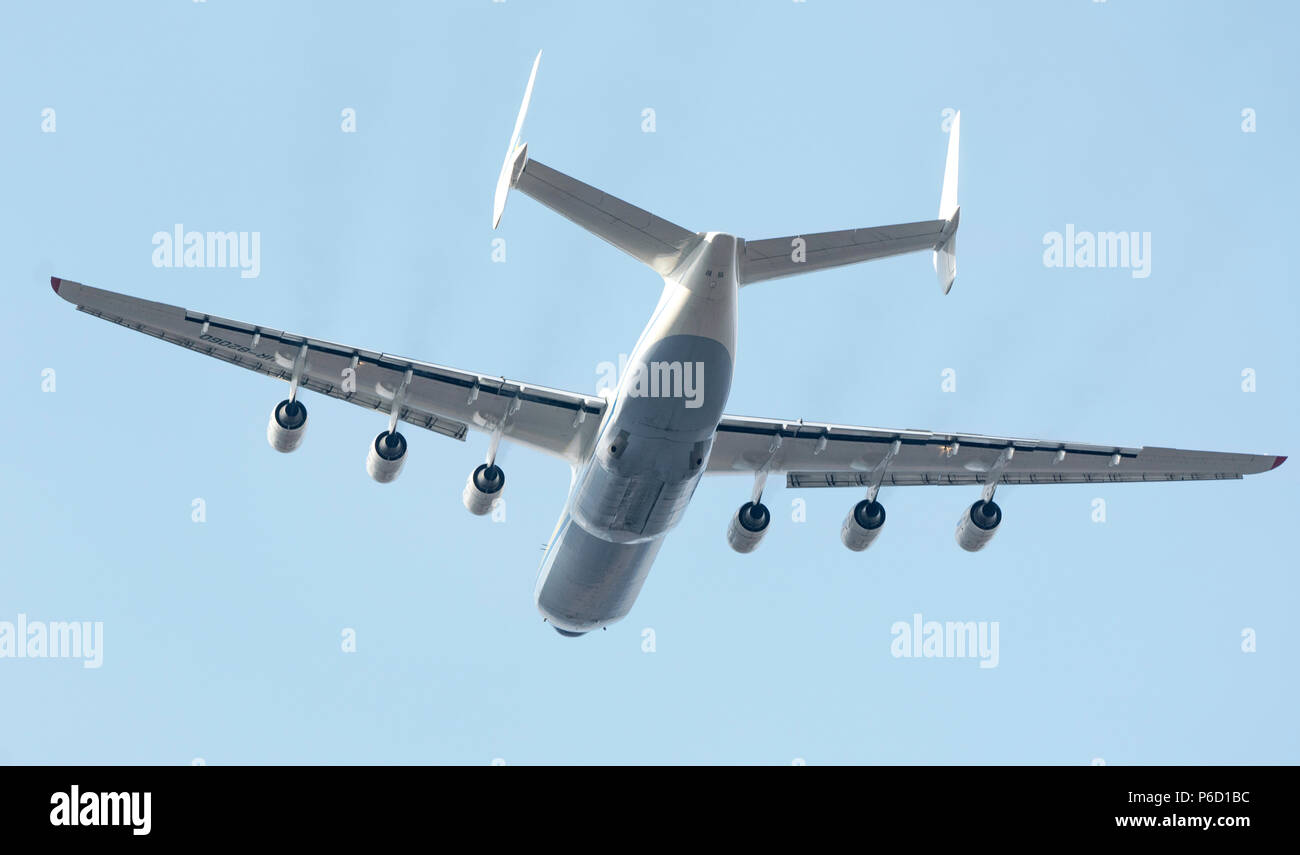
top-left (1271, 455), bottom-right (1287, 470)
top-left (50, 276), bottom-right (61, 294)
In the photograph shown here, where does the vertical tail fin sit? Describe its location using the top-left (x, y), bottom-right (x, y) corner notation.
top-left (493, 51), bottom-right (542, 229)
top-left (933, 110), bottom-right (960, 294)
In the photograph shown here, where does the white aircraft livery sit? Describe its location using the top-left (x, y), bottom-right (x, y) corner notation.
top-left (53, 53), bottom-right (1285, 637)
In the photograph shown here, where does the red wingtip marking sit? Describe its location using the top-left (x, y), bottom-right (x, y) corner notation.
top-left (1271, 456), bottom-right (1287, 470)
top-left (50, 276), bottom-right (61, 294)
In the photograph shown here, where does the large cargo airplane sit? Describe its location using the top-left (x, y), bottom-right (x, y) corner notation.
top-left (53, 53), bottom-right (1284, 637)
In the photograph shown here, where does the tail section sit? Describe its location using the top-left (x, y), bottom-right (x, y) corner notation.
top-left (491, 52), bottom-right (698, 276)
top-left (492, 52), bottom-right (962, 291)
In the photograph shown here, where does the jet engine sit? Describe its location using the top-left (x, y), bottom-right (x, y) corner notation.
top-left (267, 399), bottom-right (308, 453)
top-left (366, 430), bottom-right (408, 483)
top-left (463, 463), bottom-right (506, 515)
top-left (727, 501), bottom-right (770, 553)
top-left (955, 499), bottom-right (1002, 552)
top-left (841, 498), bottom-right (886, 552)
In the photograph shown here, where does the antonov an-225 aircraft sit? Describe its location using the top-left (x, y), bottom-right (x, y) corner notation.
top-left (54, 54), bottom-right (1284, 637)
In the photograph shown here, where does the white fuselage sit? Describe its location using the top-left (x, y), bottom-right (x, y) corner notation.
top-left (534, 233), bottom-right (739, 635)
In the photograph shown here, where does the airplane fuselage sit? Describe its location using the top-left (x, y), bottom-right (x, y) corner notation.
top-left (535, 233), bottom-right (739, 635)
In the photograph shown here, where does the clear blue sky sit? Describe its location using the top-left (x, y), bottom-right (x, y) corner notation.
top-left (2, 0), bottom-right (1296, 764)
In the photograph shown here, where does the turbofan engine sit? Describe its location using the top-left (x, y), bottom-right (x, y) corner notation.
top-left (366, 430), bottom-right (408, 483)
top-left (727, 501), bottom-right (770, 553)
top-left (955, 499), bottom-right (1002, 552)
top-left (841, 499), bottom-right (886, 552)
top-left (267, 399), bottom-right (308, 453)
top-left (463, 463), bottom-right (506, 515)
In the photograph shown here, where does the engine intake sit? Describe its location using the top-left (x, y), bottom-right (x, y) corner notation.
top-left (955, 499), bottom-right (1002, 552)
top-left (463, 463), bottom-right (506, 515)
top-left (841, 499), bottom-right (886, 552)
top-left (267, 399), bottom-right (308, 453)
top-left (727, 501), bottom-right (770, 553)
top-left (366, 430), bottom-right (408, 483)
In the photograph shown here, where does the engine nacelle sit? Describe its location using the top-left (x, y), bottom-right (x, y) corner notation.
top-left (267, 399), bottom-right (308, 453)
top-left (955, 499), bottom-right (1002, 552)
top-left (463, 463), bottom-right (506, 515)
top-left (727, 501), bottom-right (770, 553)
top-left (366, 430), bottom-right (408, 483)
top-left (841, 499), bottom-right (886, 552)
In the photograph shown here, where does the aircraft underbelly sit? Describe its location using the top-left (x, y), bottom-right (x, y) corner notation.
top-left (534, 303), bottom-right (736, 634)
top-left (574, 450), bottom-right (702, 540)
top-left (535, 442), bottom-right (704, 632)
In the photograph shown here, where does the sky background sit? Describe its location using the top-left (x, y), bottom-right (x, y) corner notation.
top-left (1, 0), bottom-right (1296, 764)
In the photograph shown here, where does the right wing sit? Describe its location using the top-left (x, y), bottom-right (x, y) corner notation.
top-left (51, 277), bottom-right (606, 463)
top-left (706, 414), bottom-right (1285, 487)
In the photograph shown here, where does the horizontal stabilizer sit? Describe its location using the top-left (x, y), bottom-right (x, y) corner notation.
top-left (739, 219), bottom-right (951, 285)
top-left (738, 111), bottom-right (962, 293)
top-left (492, 51), bottom-right (697, 276)
top-left (515, 159), bottom-right (698, 275)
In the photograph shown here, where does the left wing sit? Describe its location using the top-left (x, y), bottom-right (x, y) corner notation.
top-left (51, 277), bottom-right (606, 463)
top-left (706, 414), bottom-right (1284, 487)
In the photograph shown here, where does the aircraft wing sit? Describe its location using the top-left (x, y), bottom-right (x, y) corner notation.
top-left (706, 414), bottom-right (1284, 487)
top-left (50, 277), bottom-right (606, 463)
